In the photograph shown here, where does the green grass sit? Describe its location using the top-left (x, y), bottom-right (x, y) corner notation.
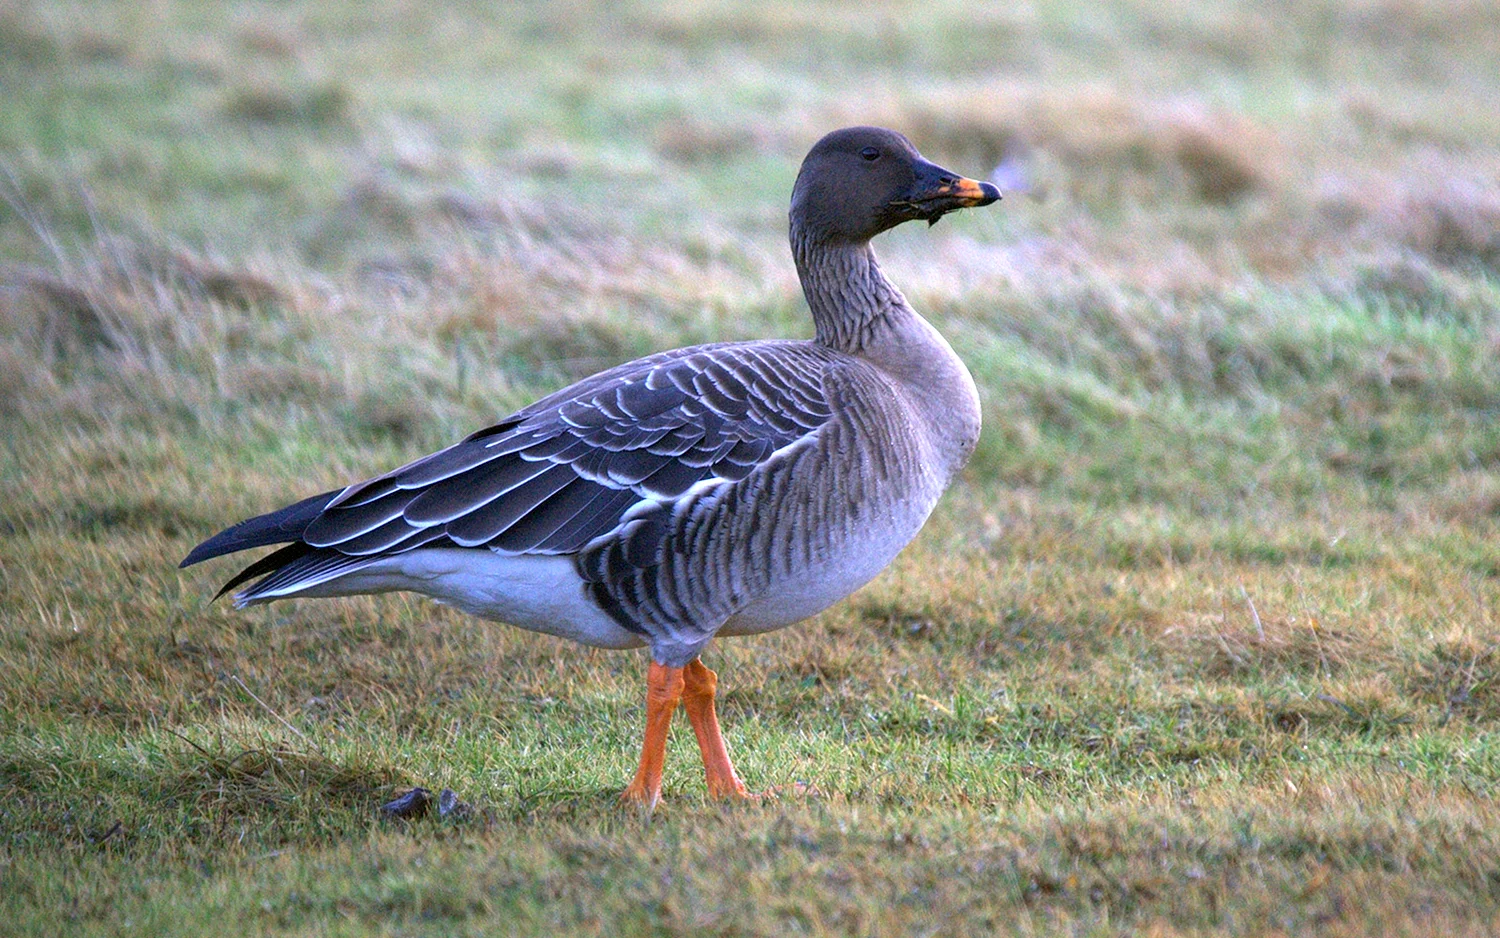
top-left (4, 0), bottom-right (1500, 934)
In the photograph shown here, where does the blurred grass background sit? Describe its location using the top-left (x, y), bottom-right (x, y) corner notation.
top-left (3, 1), bottom-right (1500, 935)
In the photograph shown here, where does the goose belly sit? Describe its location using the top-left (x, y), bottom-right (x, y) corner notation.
top-left (718, 484), bottom-right (938, 636)
top-left (301, 548), bottom-right (645, 649)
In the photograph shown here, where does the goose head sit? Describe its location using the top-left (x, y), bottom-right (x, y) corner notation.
top-left (790, 126), bottom-right (1001, 244)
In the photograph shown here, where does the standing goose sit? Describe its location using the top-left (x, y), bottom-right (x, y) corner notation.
top-left (182, 127), bottom-right (1000, 808)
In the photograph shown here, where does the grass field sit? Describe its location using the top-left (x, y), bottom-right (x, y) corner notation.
top-left (4, 0), bottom-right (1500, 934)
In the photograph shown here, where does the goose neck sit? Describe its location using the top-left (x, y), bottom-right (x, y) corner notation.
top-left (791, 225), bottom-right (908, 353)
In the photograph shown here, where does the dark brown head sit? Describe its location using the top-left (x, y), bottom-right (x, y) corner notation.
top-left (790, 126), bottom-right (1000, 244)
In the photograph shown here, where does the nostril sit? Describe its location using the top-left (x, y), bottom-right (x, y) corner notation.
top-left (939, 175), bottom-right (957, 186)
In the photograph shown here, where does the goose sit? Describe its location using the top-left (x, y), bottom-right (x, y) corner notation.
top-left (182, 127), bottom-right (1000, 809)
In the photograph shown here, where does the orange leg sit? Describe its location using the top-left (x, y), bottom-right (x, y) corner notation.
top-left (619, 662), bottom-right (684, 810)
top-left (682, 658), bottom-right (753, 800)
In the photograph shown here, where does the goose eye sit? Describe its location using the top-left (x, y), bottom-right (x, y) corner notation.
top-left (859, 147), bottom-right (880, 162)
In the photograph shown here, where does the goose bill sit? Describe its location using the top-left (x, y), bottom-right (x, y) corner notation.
top-left (922, 175), bottom-right (1002, 224)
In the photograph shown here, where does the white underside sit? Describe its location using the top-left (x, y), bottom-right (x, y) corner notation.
top-left (291, 549), bottom-right (646, 649)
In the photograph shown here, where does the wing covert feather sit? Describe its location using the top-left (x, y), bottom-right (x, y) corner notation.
top-left (280, 341), bottom-right (844, 570)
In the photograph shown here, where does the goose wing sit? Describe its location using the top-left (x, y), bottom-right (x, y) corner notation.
top-left (200, 341), bottom-right (841, 600)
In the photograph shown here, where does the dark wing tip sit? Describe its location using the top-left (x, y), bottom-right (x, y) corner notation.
top-left (208, 543), bottom-right (315, 601)
top-left (180, 489), bottom-right (342, 569)
top-left (181, 538), bottom-right (226, 569)
top-left (180, 542), bottom-right (219, 569)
